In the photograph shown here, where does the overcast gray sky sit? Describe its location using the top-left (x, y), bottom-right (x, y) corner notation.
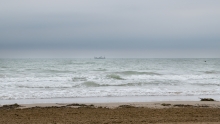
top-left (0, 0), bottom-right (220, 58)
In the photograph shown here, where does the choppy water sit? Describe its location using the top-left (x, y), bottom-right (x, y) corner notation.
top-left (0, 58), bottom-right (219, 100)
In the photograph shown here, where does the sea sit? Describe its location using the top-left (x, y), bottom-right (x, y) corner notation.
top-left (0, 58), bottom-right (220, 104)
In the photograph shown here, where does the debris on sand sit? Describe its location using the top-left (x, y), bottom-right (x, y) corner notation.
top-left (161, 103), bottom-right (171, 106)
top-left (118, 105), bottom-right (135, 108)
top-left (173, 104), bottom-right (193, 107)
top-left (200, 98), bottom-right (215, 101)
top-left (0, 103), bottom-right (21, 110)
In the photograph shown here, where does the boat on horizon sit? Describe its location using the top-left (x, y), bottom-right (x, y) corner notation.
top-left (94, 56), bottom-right (105, 59)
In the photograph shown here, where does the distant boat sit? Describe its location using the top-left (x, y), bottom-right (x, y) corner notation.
top-left (94, 56), bottom-right (105, 59)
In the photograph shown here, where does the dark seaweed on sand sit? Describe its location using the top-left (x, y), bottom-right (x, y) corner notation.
top-left (161, 103), bottom-right (171, 106)
top-left (173, 104), bottom-right (193, 107)
top-left (66, 103), bottom-right (94, 108)
top-left (200, 98), bottom-right (215, 101)
top-left (118, 105), bottom-right (135, 108)
top-left (0, 103), bottom-right (21, 110)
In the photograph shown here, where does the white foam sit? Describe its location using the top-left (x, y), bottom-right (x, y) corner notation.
top-left (0, 58), bottom-right (220, 100)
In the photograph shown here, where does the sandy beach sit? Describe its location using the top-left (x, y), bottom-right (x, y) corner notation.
top-left (1, 101), bottom-right (220, 124)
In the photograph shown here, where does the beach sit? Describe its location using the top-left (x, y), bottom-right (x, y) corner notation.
top-left (1, 101), bottom-right (220, 124)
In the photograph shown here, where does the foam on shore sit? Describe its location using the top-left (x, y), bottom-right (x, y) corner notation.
top-left (1, 95), bottom-right (220, 105)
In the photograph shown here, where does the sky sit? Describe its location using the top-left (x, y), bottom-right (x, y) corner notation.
top-left (0, 0), bottom-right (220, 58)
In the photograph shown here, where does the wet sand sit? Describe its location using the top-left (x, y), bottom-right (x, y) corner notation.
top-left (1, 101), bottom-right (220, 124)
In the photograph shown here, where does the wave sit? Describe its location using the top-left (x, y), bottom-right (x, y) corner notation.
top-left (72, 77), bottom-right (87, 82)
top-left (81, 81), bottom-right (100, 87)
top-left (118, 71), bottom-right (161, 75)
top-left (71, 62), bottom-right (95, 65)
top-left (191, 82), bottom-right (220, 86)
top-left (85, 62), bottom-right (96, 64)
top-left (0, 74), bottom-right (6, 78)
top-left (16, 85), bottom-right (72, 89)
top-left (125, 81), bottom-right (180, 86)
top-left (106, 74), bottom-right (125, 80)
top-left (78, 81), bottom-right (180, 87)
top-left (79, 81), bottom-right (139, 87)
top-left (204, 71), bottom-right (220, 74)
top-left (93, 68), bottom-right (107, 71)
top-left (44, 69), bottom-right (73, 73)
top-left (71, 62), bottom-right (85, 65)
top-left (1, 66), bottom-right (9, 68)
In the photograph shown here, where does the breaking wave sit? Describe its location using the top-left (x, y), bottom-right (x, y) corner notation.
top-left (191, 82), bottom-right (220, 86)
top-left (1, 58), bottom-right (220, 100)
top-left (204, 71), bottom-right (220, 74)
top-left (106, 74), bottom-right (125, 80)
top-left (118, 71), bottom-right (161, 75)
top-left (81, 81), bottom-right (100, 87)
top-left (93, 68), bottom-right (107, 71)
top-left (72, 77), bottom-right (87, 82)
top-left (79, 81), bottom-right (181, 87)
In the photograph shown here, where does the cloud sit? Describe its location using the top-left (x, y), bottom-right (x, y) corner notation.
top-left (0, 0), bottom-right (219, 58)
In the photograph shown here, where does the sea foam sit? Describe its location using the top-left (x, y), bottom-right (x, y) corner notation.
top-left (0, 58), bottom-right (219, 100)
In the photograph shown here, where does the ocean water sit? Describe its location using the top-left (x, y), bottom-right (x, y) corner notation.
top-left (0, 58), bottom-right (219, 100)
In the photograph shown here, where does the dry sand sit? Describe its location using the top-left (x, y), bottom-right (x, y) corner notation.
top-left (1, 101), bottom-right (220, 124)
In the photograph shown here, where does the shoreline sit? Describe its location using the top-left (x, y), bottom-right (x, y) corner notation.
top-left (1, 100), bottom-right (220, 124)
top-left (9, 101), bottom-right (220, 109)
top-left (1, 95), bottom-right (220, 105)
top-left (1, 98), bottom-right (220, 111)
